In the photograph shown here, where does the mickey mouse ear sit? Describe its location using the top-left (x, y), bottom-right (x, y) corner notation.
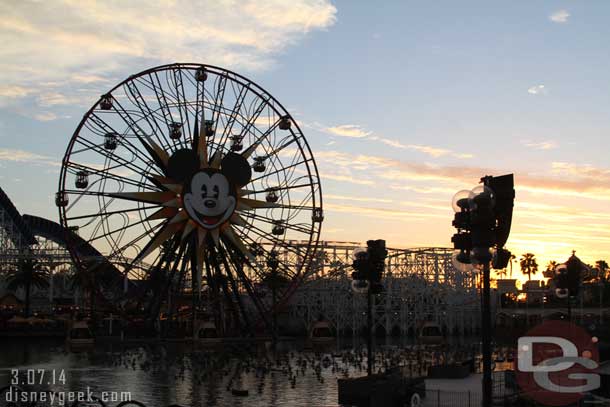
top-left (167, 149), bottom-right (200, 182)
top-left (221, 153), bottom-right (252, 187)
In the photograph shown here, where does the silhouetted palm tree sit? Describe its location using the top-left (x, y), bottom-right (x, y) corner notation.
top-left (543, 261), bottom-right (558, 279)
top-left (495, 268), bottom-right (508, 279)
top-left (69, 261), bottom-right (119, 318)
top-left (6, 258), bottom-right (49, 317)
top-left (595, 260), bottom-right (609, 282)
top-left (520, 253), bottom-right (539, 281)
top-left (508, 253), bottom-right (516, 278)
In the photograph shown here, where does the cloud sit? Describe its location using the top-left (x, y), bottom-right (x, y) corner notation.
top-left (527, 85), bottom-right (546, 95)
top-left (325, 194), bottom-right (393, 204)
top-left (369, 136), bottom-right (474, 159)
top-left (521, 139), bottom-right (558, 150)
top-left (549, 9), bottom-right (570, 23)
top-left (33, 112), bottom-right (58, 121)
top-left (389, 185), bottom-right (458, 195)
top-left (0, 85), bottom-right (33, 107)
top-left (36, 92), bottom-right (83, 107)
top-left (551, 162), bottom-right (610, 180)
top-left (322, 173), bottom-right (374, 185)
top-left (0, 148), bottom-right (59, 166)
top-left (314, 121), bottom-right (473, 159)
top-left (71, 74), bottom-right (111, 84)
top-left (0, 85), bottom-right (30, 98)
top-left (0, 0), bottom-right (337, 109)
top-left (399, 201), bottom-right (449, 211)
top-left (324, 124), bottom-right (371, 138)
top-left (324, 202), bottom-right (446, 221)
top-left (317, 149), bottom-right (610, 201)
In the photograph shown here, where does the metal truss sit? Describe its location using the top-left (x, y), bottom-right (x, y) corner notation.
top-left (1, 187), bottom-right (480, 335)
top-left (286, 242), bottom-right (481, 337)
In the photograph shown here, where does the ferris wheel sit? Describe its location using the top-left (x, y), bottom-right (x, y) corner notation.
top-left (56, 63), bottom-right (323, 330)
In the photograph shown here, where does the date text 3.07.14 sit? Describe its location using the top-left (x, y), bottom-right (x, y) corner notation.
top-left (11, 369), bottom-right (67, 386)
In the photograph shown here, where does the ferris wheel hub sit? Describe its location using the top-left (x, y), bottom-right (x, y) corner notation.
top-left (183, 170), bottom-right (237, 231)
top-left (57, 63), bottom-right (323, 330)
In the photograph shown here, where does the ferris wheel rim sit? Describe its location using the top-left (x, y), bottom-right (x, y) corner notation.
top-left (56, 63), bottom-right (324, 322)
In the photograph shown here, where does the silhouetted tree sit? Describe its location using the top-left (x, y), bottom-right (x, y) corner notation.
top-left (543, 261), bottom-right (558, 279)
top-left (495, 268), bottom-right (507, 279)
top-left (70, 261), bottom-right (118, 318)
top-left (6, 258), bottom-right (49, 317)
top-left (595, 260), bottom-right (609, 282)
top-left (508, 253), bottom-right (516, 278)
top-left (520, 253), bottom-right (538, 281)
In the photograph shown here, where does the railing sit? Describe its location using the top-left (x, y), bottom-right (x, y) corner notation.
top-left (423, 389), bottom-right (482, 407)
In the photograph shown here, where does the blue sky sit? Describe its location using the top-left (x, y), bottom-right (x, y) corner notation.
top-left (1, 1), bottom-right (610, 278)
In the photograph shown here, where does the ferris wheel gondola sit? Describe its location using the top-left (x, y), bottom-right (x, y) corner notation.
top-left (57, 63), bottom-right (323, 332)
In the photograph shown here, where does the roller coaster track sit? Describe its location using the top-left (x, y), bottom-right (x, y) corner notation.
top-left (0, 187), bottom-right (117, 273)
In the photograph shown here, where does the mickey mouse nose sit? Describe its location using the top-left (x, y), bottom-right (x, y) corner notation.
top-left (204, 199), bottom-right (216, 208)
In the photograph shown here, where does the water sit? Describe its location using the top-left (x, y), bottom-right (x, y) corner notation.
top-left (0, 337), bottom-right (488, 407)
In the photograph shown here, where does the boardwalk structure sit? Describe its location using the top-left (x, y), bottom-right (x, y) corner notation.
top-left (281, 241), bottom-right (481, 337)
top-left (1, 186), bottom-right (480, 335)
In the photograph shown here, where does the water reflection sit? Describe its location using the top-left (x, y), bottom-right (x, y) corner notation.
top-left (0, 337), bottom-right (487, 407)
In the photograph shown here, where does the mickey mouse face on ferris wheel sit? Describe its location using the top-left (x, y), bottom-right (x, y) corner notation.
top-left (184, 171), bottom-right (236, 230)
top-left (167, 149), bottom-right (252, 230)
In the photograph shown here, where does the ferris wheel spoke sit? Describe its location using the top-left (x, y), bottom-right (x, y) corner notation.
top-left (64, 204), bottom-right (161, 222)
top-left (62, 189), bottom-right (166, 207)
top-left (220, 237), bottom-right (271, 321)
top-left (263, 140), bottom-right (305, 189)
top-left (203, 73), bottom-right (228, 149)
top-left (233, 221), bottom-right (309, 268)
top-left (59, 63), bottom-right (322, 325)
top-left (219, 242), bottom-right (258, 310)
top-left (142, 237), bottom-right (186, 312)
top-left (241, 118), bottom-right (281, 159)
top-left (241, 241), bottom-right (300, 282)
top-left (233, 94), bottom-right (270, 144)
top-left (240, 182), bottom-right (315, 196)
top-left (73, 132), bottom-right (154, 177)
top-left (124, 79), bottom-right (173, 150)
top-left (209, 81), bottom-right (248, 158)
top-left (109, 98), bottom-right (172, 173)
top-left (76, 122), bottom-right (164, 180)
top-left (65, 161), bottom-right (157, 192)
top-left (131, 74), bottom-right (178, 148)
top-left (264, 136), bottom-right (299, 161)
top-left (283, 192), bottom-right (316, 217)
top-left (88, 111), bottom-right (168, 167)
top-left (150, 71), bottom-right (177, 145)
top-left (171, 67), bottom-right (193, 138)
top-left (206, 244), bottom-right (240, 311)
top-left (249, 158), bottom-right (313, 184)
top-left (127, 227), bottom-right (181, 283)
top-left (239, 210), bottom-right (312, 235)
top-left (105, 221), bottom-right (164, 262)
top-left (192, 71), bottom-right (205, 150)
top-left (85, 215), bottom-right (157, 246)
top-left (99, 97), bottom-right (148, 138)
top-left (216, 245), bottom-right (254, 334)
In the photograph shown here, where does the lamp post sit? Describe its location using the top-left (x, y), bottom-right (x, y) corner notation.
top-left (267, 250), bottom-right (280, 350)
top-left (451, 174), bottom-right (514, 407)
top-left (554, 252), bottom-right (585, 322)
top-left (350, 240), bottom-right (387, 376)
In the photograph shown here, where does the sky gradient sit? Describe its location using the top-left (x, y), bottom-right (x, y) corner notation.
top-left (1, 1), bottom-right (610, 282)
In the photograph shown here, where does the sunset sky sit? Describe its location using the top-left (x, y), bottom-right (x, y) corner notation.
top-left (1, 1), bottom-right (609, 282)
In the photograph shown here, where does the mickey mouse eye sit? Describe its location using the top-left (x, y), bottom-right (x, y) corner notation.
top-left (213, 185), bottom-right (219, 199)
top-left (200, 184), bottom-right (207, 199)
